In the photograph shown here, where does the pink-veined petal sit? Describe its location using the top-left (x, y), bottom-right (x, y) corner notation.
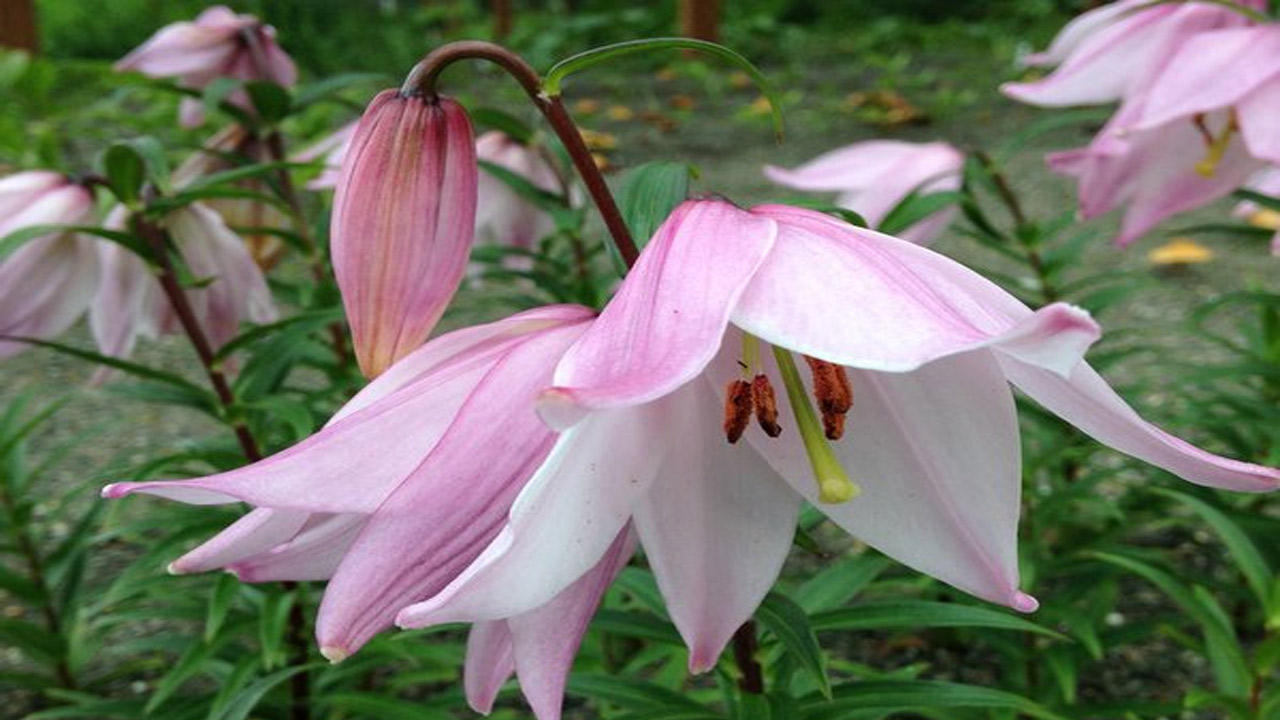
top-left (229, 514), bottom-right (366, 582)
top-left (997, 357), bottom-right (1280, 492)
top-left (735, 205), bottom-right (1099, 374)
top-left (315, 322), bottom-right (584, 656)
top-left (465, 622), bottom-right (515, 714)
top-left (0, 235), bottom-right (100, 358)
top-left (1238, 78), bottom-right (1280, 164)
top-left (1020, 0), bottom-right (1146, 66)
top-left (541, 200), bottom-right (776, 428)
top-left (168, 507), bottom-right (309, 574)
top-left (632, 377), bottom-right (799, 672)
top-left (396, 397), bottom-right (673, 628)
top-left (508, 529), bottom-right (634, 720)
top-left (726, 344), bottom-right (1035, 611)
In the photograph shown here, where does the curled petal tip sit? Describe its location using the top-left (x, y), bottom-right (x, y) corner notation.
top-left (686, 649), bottom-right (719, 675)
top-left (535, 388), bottom-right (588, 431)
top-left (320, 645), bottom-right (350, 664)
top-left (165, 562), bottom-right (183, 575)
top-left (100, 483), bottom-right (127, 499)
top-left (1011, 592), bottom-right (1040, 614)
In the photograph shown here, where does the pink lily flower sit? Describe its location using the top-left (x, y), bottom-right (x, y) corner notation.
top-left (296, 121), bottom-right (357, 191)
top-left (763, 140), bottom-right (963, 245)
top-left (1048, 107), bottom-right (1264, 246)
top-left (0, 171), bottom-right (98, 358)
top-left (475, 131), bottom-right (566, 250)
top-left (91, 203), bottom-right (277, 361)
top-left (332, 89), bottom-right (477, 378)
top-left (102, 306), bottom-right (606, 719)
top-left (400, 200), bottom-right (1278, 673)
top-left (1124, 25), bottom-right (1280, 166)
top-left (115, 5), bottom-right (298, 127)
top-left (1002, 0), bottom-right (1261, 107)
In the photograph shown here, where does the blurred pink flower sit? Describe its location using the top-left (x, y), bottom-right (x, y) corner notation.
top-left (91, 203), bottom-right (277, 361)
top-left (1003, 0), bottom-right (1261, 107)
top-left (763, 140), bottom-right (963, 245)
top-left (1235, 166), bottom-right (1280, 253)
top-left (0, 171), bottom-right (97, 358)
top-left (475, 131), bottom-right (566, 250)
top-left (296, 121), bottom-right (357, 191)
top-left (103, 306), bottom-right (604, 720)
top-left (115, 5), bottom-right (298, 127)
top-left (399, 201), bottom-right (1277, 672)
top-left (332, 90), bottom-right (477, 378)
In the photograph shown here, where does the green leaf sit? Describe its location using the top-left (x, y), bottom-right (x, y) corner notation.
top-left (592, 609), bottom-right (684, 645)
top-left (257, 589), bottom-right (294, 670)
top-left (478, 158), bottom-right (568, 214)
top-left (101, 142), bottom-right (147, 205)
top-left (1153, 488), bottom-right (1273, 611)
top-left (799, 680), bottom-right (1068, 720)
top-left (616, 162), bottom-right (693, 260)
top-left (568, 673), bottom-right (717, 713)
top-left (244, 81), bottom-right (291, 124)
top-left (145, 638), bottom-right (222, 714)
top-left (0, 224), bottom-right (150, 263)
top-left (792, 555), bottom-right (891, 613)
top-left (878, 190), bottom-right (962, 237)
top-left (756, 593), bottom-right (830, 699)
top-left (322, 693), bottom-right (454, 720)
top-left (470, 107), bottom-right (535, 144)
top-left (544, 38), bottom-right (784, 140)
top-left (0, 617), bottom-right (67, 666)
top-left (208, 664), bottom-right (310, 720)
top-left (205, 573), bottom-right (240, 643)
top-left (811, 600), bottom-right (1066, 639)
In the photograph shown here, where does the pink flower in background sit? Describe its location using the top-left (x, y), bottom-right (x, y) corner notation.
top-left (103, 306), bottom-right (605, 720)
top-left (1002, 0), bottom-right (1261, 107)
top-left (399, 201), bottom-right (1277, 674)
top-left (1235, 167), bottom-right (1280, 253)
top-left (91, 203), bottom-right (277, 362)
top-left (115, 5), bottom-right (298, 127)
top-left (332, 90), bottom-right (477, 378)
top-left (1048, 108), bottom-right (1264, 246)
top-left (0, 171), bottom-right (98, 358)
top-left (475, 131), bottom-right (565, 249)
top-left (297, 121), bottom-right (357, 191)
top-left (764, 140), bottom-right (963, 245)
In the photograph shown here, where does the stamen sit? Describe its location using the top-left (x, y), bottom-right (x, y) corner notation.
top-left (723, 379), bottom-right (753, 444)
top-left (772, 347), bottom-right (861, 504)
top-left (1195, 114), bottom-right (1237, 178)
top-left (804, 356), bottom-right (853, 440)
top-left (751, 374), bottom-right (782, 437)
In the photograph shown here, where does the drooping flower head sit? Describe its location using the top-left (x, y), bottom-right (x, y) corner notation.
top-left (331, 89), bottom-right (478, 378)
top-left (0, 171), bottom-right (98, 358)
top-left (91, 203), bottom-right (277, 362)
top-left (763, 140), bottom-right (964, 245)
top-left (103, 305), bottom-right (606, 720)
top-left (400, 200), bottom-right (1277, 679)
top-left (115, 5), bottom-right (298, 127)
top-left (475, 131), bottom-right (567, 250)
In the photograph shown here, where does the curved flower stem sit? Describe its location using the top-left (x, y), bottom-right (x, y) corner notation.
top-left (132, 216), bottom-right (263, 462)
top-left (403, 40), bottom-right (640, 268)
top-left (732, 621), bottom-right (765, 694)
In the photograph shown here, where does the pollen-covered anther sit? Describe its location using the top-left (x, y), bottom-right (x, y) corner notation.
top-left (804, 356), bottom-right (853, 440)
top-left (723, 379), bottom-right (753, 444)
top-left (751, 374), bottom-right (782, 437)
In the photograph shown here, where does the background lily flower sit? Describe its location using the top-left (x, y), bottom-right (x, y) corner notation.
top-left (399, 200), bottom-right (1278, 676)
top-left (114, 5), bottom-right (298, 127)
top-left (1125, 25), bottom-right (1280, 166)
top-left (297, 121), bottom-right (357, 191)
top-left (1002, 0), bottom-right (1260, 107)
top-left (0, 171), bottom-right (98, 358)
top-left (1047, 108), bottom-right (1263, 246)
top-left (101, 306), bottom-right (595, 667)
top-left (90, 203), bottom-right (277, 362)
top-left (763, 140), bottom-right (963, 245)
top-left (332, 89), bottom-right (478, 378)
top-left (475, 131), bottom-right (567, 250)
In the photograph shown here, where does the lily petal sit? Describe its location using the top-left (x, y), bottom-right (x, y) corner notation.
top-left (997, 357), bottom-right (1280, 492)
top-left (229, 514), bottom-right (366, 582)
top-left (632, 377), bottom-right (800, 672)
top-left (168, 507), bottom-right (310, 574)
top-left (465, 622), bottom-right (515, 714)
top-left (542, 200), bottom-right (777, 427)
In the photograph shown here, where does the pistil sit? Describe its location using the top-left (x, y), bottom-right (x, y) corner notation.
top-left (772, 347), bottom-right (861, 504)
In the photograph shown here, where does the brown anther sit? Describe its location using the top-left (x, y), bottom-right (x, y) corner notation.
top-left (723, 379), bottom-right (753, 444)
top-left (751, 374), bottom-right (782, 437)
top-left (804, 356), bottom-right (853, 440)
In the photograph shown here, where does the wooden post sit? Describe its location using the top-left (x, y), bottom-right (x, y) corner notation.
top-left (678, 0), bottom-right (720, 43)
top-left (0, 0), bottom-right (39, 53)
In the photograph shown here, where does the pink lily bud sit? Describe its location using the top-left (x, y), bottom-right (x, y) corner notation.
top-left (764, 140), bottom-right (964, 245)
top-left (475, 131), bottom-right (566, 250)
top-left (0, 171), bottom-right (98, 358)
top-left (115, 6), bottom-right (298, 127)
top-left (331, 89), bottom-right (478, 378)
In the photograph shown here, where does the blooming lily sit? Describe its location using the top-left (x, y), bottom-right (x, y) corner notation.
top-left (115, 5), bottom-right (298, 127)
top-left (763, 140), bottom-right (963, 245)
top-left (100, 305), bottom-right (597, 657)
top-left (475, 131), bottom-right (567, 250)
top-left (398, 200), bottom-right (1278, 673)
top-left (90, 203), bottom-right (277, 361)
top-left (0, 171), bottom-right (98, 358)
top-left (332, 89), bottom-right (478, 378)
top-left (1002, 0), bottom-right (1263, 107)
